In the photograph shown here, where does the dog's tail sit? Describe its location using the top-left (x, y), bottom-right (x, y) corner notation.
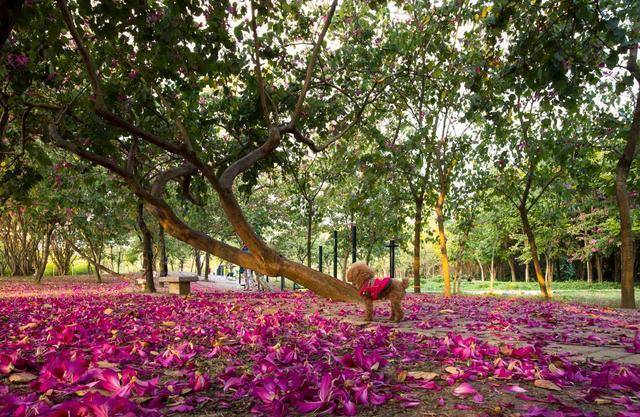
top-left (401, 277), bottom-right (410, 289)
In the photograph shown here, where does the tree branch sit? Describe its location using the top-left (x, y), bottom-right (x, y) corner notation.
top-left (250, 0), bottom-right (272, 127)
top-left (290, 0), bottom-right (338, 125)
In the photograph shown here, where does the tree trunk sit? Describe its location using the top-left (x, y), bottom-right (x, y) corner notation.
top-left (616, 82), bottom-right (639, 308)
top-left (546, 256), bottom-right (554, 291)
top-left (519, 207), bottom-right (551, 299)
top-left (63, 237), bottom-right (124, 279)
top-left (435, 191), bottom-right (451, 297)
top-left (137, 202), bottom-right (156, 293)
top-left (306, 208), bottom-right (313, 268)
top-left (489, 253), bottom-right (495, 293)
top-left (34, 224), bottom-right (55, 284)
top-left (148, 201), bottom-right (360, 302)
top-left (595, 254), bottom-right (603, 283)
top-left (204, 252), bottom-right (210, 280)
top-left (413, 198), bottom-right (424, 293)
top-left (476, 256), bottom-right (485, 282)
top-left (158, 225), bottom-right (168, 277)
top-left (586, 257), bottom-right (593, 284)
top-left (194, 249), bottom-right (203, 277)
top-left (525, 262), bottom-right (530, 283)
top-left (508, 257), bottom-right (517, 282)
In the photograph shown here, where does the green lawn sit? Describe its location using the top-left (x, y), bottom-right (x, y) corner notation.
top-left (412, 278), bottom-right (640, 307)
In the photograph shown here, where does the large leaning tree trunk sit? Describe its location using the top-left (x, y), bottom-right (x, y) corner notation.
top-left (617, 49), bottom-right (639, 308)
top-left (34, 223), bottom-right (55, 284)
top-left (158, 225), bottom-right (169, 277)
top-left (137, 202), bottom-right (156, 293)
top-left (47, 0), bottom-right (369, 302)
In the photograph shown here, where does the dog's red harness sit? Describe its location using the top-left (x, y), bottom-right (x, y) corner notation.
top-left (359, 277), bottom-right (392, 300)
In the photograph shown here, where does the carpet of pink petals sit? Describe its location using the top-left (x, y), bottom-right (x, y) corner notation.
top-left (0, 277), bottom-right (639, 417)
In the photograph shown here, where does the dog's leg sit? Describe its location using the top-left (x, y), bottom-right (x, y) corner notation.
top-left (364, 299), bottom-right (373, 322)
top-left (391, 300), bottom-right (404, 322)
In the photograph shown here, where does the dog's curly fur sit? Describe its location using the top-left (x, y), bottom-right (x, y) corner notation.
top-left (346, 262), bottom-right (409, 322)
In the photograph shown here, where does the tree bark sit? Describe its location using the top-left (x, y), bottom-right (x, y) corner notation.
top-left (595, 254), bottom-right (603, 283)
top-left (519, 207), bottom-right (551, 299)
top-left (508, 257), bottom-right (517, 282)
top-left (34, 224), bottom-right (55, 284)
top-left (306, 207), bottom-right (313, 268)
top-left (525, 262), bottom-right (530, 283)
top-left (194, 249), bottom-right (203, 277)
top-left (158, 225), bottom-right (168, 277)
top-left (413, 198), bottom-right (424, 293)
top-left (137, 202), bottom-right (156, 293)
top-left (586, 257), bottom-right (593, 284)
top-left (435, 190), bottom-right (451, 297)
top-left (476, 256), bottom-right (485, 282)
top-left (489, 253), bottom-right (495, 293)
top-left (616, 81), bottom-right (639, 308)
top-left (204, 252), bottom-right (210, 281)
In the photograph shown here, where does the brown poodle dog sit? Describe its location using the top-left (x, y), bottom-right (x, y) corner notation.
top-left (346, 262), bottom-right (409, 322)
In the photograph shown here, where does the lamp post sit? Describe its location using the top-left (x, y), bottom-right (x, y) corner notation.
top-left (385, 239), bottom-right (399, 278)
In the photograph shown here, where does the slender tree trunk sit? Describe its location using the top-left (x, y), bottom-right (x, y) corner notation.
top-left (476, 256), bottom-right (485, 282)
top-left (204, 252), bottom-right (210, 280)
top-left (586, 257), bottom-right (593, 284)
top-left (306, 208), bottom-right (313, 268)
top-left (435, 191), bottom-right (451, 297)
top-left (595, 254), bottom-right (603, 283)
top-left (525, 262), bottom-right (530, 283)
top-left (34, 225), bottom-right (55, 284)
top-left (519, 207), bottom-right (551, 299)
top-left (413, 198), bottom-right (424, 293)
top-left (158, 225), bottom-right (168, 277)
top-left (137, 202), bottom-right (156, 293)
top-left (489, 253), bottom-right (495, 293)
top-left (508, 258), bottom-right (517, 282)
top-left (547, 256), bottom-right (554, 291)
top-left (617, 84), bottom-right (639, 308)
top-left (194, 249), bottom-right (203, 277)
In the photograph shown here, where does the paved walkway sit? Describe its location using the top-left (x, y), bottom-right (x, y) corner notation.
top-left (193, 274), bottom-right (281, 292)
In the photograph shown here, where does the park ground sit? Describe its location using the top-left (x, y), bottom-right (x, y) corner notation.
top-left (0, 275), bottom-right (639, 417)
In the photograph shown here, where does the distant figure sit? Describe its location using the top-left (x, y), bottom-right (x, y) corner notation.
top-left (240, 244), bottom-right (254, 290)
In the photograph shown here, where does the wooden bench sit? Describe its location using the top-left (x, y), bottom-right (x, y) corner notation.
top-left (159, 273), bottom-right (198, 296)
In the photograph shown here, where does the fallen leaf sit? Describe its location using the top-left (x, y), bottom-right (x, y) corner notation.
top-left (103, 308), bottom-right (113, 315)
top-left (396, 370), bottom-right (408, 382)
top-left (9, 372), bottom-right (37, 383)
top-left (96, 361), bottom-right (118, 369)
top-left (162, 321), bottom-right (176, 327)
top-left (534, 379), bottom-right (561, 391)
top-left (445, 366), bottom-right (462, 376)
top-left (19, 322), bottom-right (38, 331)
top-left (408, 371), bottom-right (438, 381)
